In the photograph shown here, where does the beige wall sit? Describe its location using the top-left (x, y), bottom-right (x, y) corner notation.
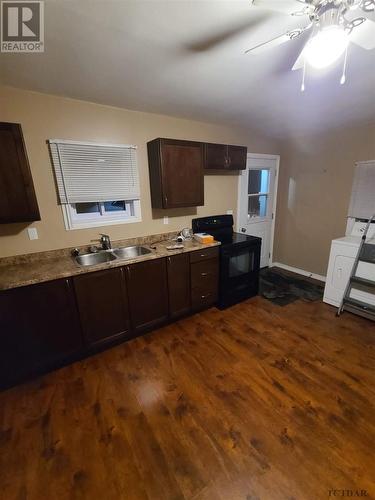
top-left (0, 86), bottom-right (280, 258)
top-left (274, 122), bottom-right (375, 276)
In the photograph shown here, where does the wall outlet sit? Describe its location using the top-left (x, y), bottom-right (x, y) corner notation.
top-left (163, 216), bottom-right (169, 225)
top-left (226, 210), bottom-right (233, 215)
top-left (27, 227), bottom-right (39, 240)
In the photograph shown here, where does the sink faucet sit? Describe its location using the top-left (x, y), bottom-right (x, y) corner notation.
top-left (100, 233), bottom-right (112, 250)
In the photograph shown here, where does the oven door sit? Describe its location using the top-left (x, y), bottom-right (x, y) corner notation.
top-left (219, 243), bottom-right (261, 308)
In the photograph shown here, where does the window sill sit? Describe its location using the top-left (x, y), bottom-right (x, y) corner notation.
top-left (61, 205), bottom-right (142, 231)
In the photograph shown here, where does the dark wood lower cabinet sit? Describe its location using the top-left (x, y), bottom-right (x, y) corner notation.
top-left (73, 268), bottom-right (131, 348)
top-left (126, 258), bottom-right (169, 333)
top-left (167, 253), bottom-right (191, 319)
top-left (0, 278), bottom-right (83, 389)
top-left (0, 249), bottom-right (220, 390)
top-left (190, 253), bottom-right (219, 311)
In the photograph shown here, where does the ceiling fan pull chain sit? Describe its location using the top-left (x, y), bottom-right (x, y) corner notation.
top-left (301, 58), bottom-right (307, 92)
top-left (340, 45), bottom-right (349, 85)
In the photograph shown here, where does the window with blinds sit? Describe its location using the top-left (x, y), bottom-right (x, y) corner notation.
top-left (49, 140), bottom-right (140, 204)
top-left (348, 160), bottom-right (375, 219)
top-left (48, 139), bottom-right (141, 230)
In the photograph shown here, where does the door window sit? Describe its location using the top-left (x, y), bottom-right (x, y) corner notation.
top-left (248, 169), bottom-right (270, 219)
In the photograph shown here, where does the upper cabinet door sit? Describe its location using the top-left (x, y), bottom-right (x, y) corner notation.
top-left (227, 145), bottom-right (247, 170)
top-left (0, 122), bottom-right (40, 223)
top-left (148, 138), bottom-right (204, 208)
top-left (204, 143), bottom-right (228, 170)
top-left (203, 143), bottom-right (247, 171)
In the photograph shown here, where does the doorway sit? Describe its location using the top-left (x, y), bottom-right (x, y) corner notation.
top-left (237, 154), bottom-right (279, 268)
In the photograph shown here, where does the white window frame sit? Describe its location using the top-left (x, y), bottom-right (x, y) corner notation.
top-left (62, 199), bottom-right (142, 230)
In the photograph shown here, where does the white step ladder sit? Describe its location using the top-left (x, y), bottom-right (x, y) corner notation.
top-left (337, 214), bottom-right (375, 321)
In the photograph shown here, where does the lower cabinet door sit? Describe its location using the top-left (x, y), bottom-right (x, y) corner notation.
top-left (167, 253), bottom-right (191, 319)
top-left (0, 278), bottom-right (83, 389)
top-left (126, 258), bottom-right (169, 332)
top-left (73, 268), bottom-right (131, 348)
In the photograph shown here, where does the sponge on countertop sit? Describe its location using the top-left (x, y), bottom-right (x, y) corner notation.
top-left (193, 233), bottom-right (214, 244)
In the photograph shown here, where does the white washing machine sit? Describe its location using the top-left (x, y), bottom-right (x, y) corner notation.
top-left (323, 221), bottom-right (375, 307)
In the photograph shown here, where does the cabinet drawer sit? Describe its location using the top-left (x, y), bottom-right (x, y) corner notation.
top-left (191, 288), bottom-right (218, 311)
top-left (190, 246), bottom-right (219, 263)
top-left (191, 259), bottom-right (219, 290)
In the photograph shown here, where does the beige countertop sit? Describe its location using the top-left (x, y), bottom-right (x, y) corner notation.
top-left (0, 235), bottom-right (220, 291)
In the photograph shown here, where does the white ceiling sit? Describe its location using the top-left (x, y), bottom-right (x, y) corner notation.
top-left (1, 0), bottom-right (375, 138)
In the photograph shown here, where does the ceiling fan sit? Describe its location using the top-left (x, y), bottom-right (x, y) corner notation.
top-left (246, 0), bottom-right (375, 74)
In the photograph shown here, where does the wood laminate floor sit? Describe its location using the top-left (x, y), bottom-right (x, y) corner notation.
top-left (0, 297), bottom-right (374, 500)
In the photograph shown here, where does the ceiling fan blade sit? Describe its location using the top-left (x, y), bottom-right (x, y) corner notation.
top-left (292, 50), bottom-right (305, 70)
top-left (186, 14), bottom-right (267, 52)
top-left (252, 0), bottom-right (311, 15)
top-left (350, 18), bottom-right (375, 49)
top-left (245, 24), bottom-right (312, 54)
top-left (244, 32), bottom-right (293, 54)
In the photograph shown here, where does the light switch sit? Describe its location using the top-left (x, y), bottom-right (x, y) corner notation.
top-left (163, 216), bottom-right (169, 225)
top-left (27, 227), bottom-right (39, 240)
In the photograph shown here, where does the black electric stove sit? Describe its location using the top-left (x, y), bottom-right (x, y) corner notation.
top-left (192, 215), bottom-right (261, 309)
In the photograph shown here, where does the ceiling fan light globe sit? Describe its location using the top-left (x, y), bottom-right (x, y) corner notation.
top-left (304, 26), bottom-right (349, 69)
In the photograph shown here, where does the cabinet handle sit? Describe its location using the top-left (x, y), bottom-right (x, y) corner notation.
top-left (164, 194), bottom-right (168, 205)
top-left (201, 272), bottom-right (208, 277)
top-left (126, 266), bottom-right (131, 277)
top-left (201, 293), bottom-right (211, 299)
top-left (167, 256), bottom-right (171, 264)
top-left (200, 254), bottom-right (207, 258)
top-left (65, 278), bottom-right (70, 289)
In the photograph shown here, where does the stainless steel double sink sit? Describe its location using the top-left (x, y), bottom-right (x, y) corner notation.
top-left (75, 246), bottom-right (152, 267)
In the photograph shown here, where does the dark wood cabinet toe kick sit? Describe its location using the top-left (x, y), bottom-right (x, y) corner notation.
top-left (0, 248), bottom-right (219, 390)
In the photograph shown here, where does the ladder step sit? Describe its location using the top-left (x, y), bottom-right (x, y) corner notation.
top-left (359, 243), bottom-right (375, 263)
top-left (350, 276), bottom-right (375, 288)
top-left (343, 297), bottom-right (375, 315)
top-left (358, 258), bottom-right (375, 264)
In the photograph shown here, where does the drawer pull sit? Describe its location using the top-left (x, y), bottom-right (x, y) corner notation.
top-left (200, 254), bottom-right (207, 258)
top-left (201, 293), bottom-right (211, 299)
top-left (201, 272), bottom-right (208, 277)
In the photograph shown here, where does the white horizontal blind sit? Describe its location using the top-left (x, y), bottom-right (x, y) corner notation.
top-left (49, 140), bottom-right (140, 204)
top-left (348, 160), bottom-right (375, 219)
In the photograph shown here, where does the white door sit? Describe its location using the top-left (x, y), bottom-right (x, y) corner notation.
top-left (238, 155), bottom-right (278, 268)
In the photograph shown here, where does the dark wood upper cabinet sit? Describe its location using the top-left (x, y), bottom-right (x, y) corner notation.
top-left (147, 138), bottom-right (204, 208)
top-left (204, 143), bottom-right (247, 170)
top-left (126, 258), bottom-right (169, 333)
top-left (204, 143), bottom-right (227, 170)
top-left (0, 278), bottom-right (83, 389)
top-left (73, 268), bottom-right (131, 349)
top-left (0, 122), bottom-right (40, 223)
top-left (227, 145), bottom-right (248, 170)
top-left (167, 253), bottom-right (191, 319)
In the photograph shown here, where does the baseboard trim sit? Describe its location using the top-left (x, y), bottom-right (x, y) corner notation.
top-left (271, 262), bottom-right (326, 283)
